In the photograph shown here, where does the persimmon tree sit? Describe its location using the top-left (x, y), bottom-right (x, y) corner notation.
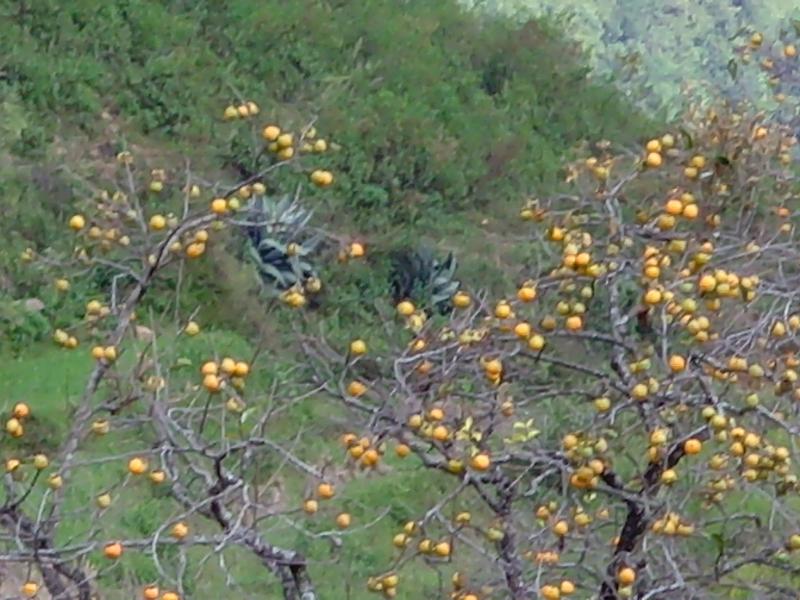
top-left (1, 103), bottom-right (358, 600)
top-left (299, 108), bottom-right (800, 599)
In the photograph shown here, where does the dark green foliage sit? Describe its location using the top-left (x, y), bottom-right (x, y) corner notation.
top-left (244, 194), bottom-right (322, 295)
top-left (388, 246), bottom-right (460, 313)
top-left (0, 0), bottom-right (652, 230)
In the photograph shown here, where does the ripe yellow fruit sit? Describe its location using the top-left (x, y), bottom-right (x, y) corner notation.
top-left (347, 380), bottom-right (367, 397)
top-left (21, 582), bottom-right (39, 597)
top-left (494, 302), bottom-right (512, 319)
top-left (684, 438), bottom-right (702, 455)
top-left (96, 492), bottom-right (112, 508)
top-left (186, 242), bottom-right (206, 258)
top-left (617, 567), bottom-right (636, 585)
top-left (149, 470), bottom-right (166, 484)
top-left (397, 300), bottom-right (415, 316)
top-left (553, 520), bottom-right (569, 536)
top-left (201, 361), bottom-right (218, 376)
top-left (643, 289), bottom-right (662, 305)
top-left (660, 468), bottom-right (678, 484)
top-left (55, 278), bottom-right (71, 292)
top-left (698, 274), bottom-right (716, 293)
top-left (335, 512), bottom-right (351, 529)
top-left (103, 346), bottom-right (117, 362)
top-left (220, 357), bottom-right (236, 375)
top-left (434, 541), bottom-right (451, 557)
top-left (645, 139), bottom-right (662, 153)
top-left (395, 443), bottom-right (411, 458)
top-left (350, 339), bottom-right (367, 355)
top-left (128, 457), bottom-right (148, 475)
top-left (310, 170), bottom-right (334, 187)
top-left (149, 214), bottom-right (167, 231)
top-left (171, 522), bottom-right (189, 539)
top-left (317, 483), bottom-right (335, 499)
top-left (143, 585), bottom-right (160, 600)
top-left (262, 125), bottom-right (281, 141)
top-left (514, 322), bottom-right (531, 339)
top-left (103, 542), bottom-right (123, 559)
top-left (470, 453), bottom-right (491, 471)
top-left (560, 580), bottom-right (576, 595)
top-left (33, 454), bottom-right (49, 470)
top-left (632, 383), bottom-right (648, 400)
top-left (233, 361), bottom-right (250, 377)
top-left (682, 203), bottom-right (699, 219)
top-left (528, 334), bottom-right (545, 351)
top-left (785, 44), bottom-right (797, 58)
top-left (202, 373), bottom-right (222, 393)
top-left (665, 198), bottom-right (683, 215)
top-left (184, 321), bottom-right (200, 336)
top-left (210, 198), bottom-right (228, 215)
top-left (565, 315), bottom-right (582, 331)
top-left (594, 396), bottom-right (611, 412)
top-left (539, 586), bottom-right (561, 600)
top-left (277, 132), bottom-right (294, 148)
top-left (349, 242), bottom-right (365, 258)
top-left (432, 425), bottom-right (449, 441)
top-left (428, 407), bottom-right (445, 421)
top-left (772, 321), bottom-right (787, 337)
top-left (92, 419), bottom-right (110, 435)
top-left (452, 291), bottom-right (472, 308)
top-left (517, 285), bottom-right (537, 302)
top-left (5, 418), bottom-right (22, 436)
top-left (11, 402), bottom-right (28, 418)
top-left (48, 474), bottom-right (63, 489)
top-left (645, 152), bottom-right (662, 168)
top-left (69, 214), bottom-right (86, 231)
top-left (161, 593), bottom-right (180, 600)
top-left (668, 355), bottom-right (686, 373)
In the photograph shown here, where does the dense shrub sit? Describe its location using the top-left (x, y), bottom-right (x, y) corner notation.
top-left (0, 0), bottom-right (652, 229)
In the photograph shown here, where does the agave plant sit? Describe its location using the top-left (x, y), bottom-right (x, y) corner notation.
top-left (389, 246), bottom-right (460, 314)
top-left (243, 194), bottom-right (323, 297)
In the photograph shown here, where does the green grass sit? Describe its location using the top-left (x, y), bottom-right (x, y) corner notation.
top-left (0, 337), bottom-right (458, 598)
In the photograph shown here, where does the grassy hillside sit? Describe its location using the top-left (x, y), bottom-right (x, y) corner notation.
top-left (475, 0), bottom-right (800, 119)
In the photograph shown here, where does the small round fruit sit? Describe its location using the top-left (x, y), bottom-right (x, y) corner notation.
top-left (470, 453), bottom-right (491, 471)
top-left (69, 215), bottom-right (86, 231)
top-left (171, 522), bottom-right (189, 539)
top-left (617, 567), bottom-right (636, 585)
top-left (210, 198), bottom-right (228, 215)
top-left (684, 438), bottom-right (702, 455)
top-left (335, 512), bottom-right (351, 529)
top-left (317, 483), bottom-right (335, 499)
top-left (149, 215), bottom-right (167, 231)
top-left (128, 457), bottom-right (148, 475)
top-left (143, 585), bottom-right (159, 600)
top-left (668, 355), bottom-right (686, 373)
top-left (350, 339), bottom-right (367, 355)
top-left (645, 152), bottom-right (663, 168)
top-left (184, 321), bottom-right (200, 336)
top-left (434, 541), bottom-right (451, 557)
top-left (103, 542), bottom-right (123, 559)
